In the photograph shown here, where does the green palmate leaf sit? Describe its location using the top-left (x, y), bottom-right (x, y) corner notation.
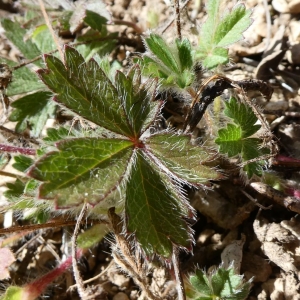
top-left (147, 133), bottom-right (220, 184)
top-left (126, 150), bottom-right (191, 257)
top-left (37, 46), bottom-right (158, 138)
top-left (5, 179), bottom-right (25, 200)
top-left (9, 91), bottom-right (56, 137)
top-left (1, 19), bottom-right (41, 60)
top-left (28, 138), bottom-right (133, 207)
top-left (215, 97), bottom-right (268, 177)
top-left (196, 0), bottom-right (251, 69)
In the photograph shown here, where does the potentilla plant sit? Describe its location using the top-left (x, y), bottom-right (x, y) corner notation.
top-left (0, 0), bottom-right (272, 299)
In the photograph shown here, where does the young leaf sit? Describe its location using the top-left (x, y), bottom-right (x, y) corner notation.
top-left (28, 138), bottom-right (133, 207)
top-left (141, 34), bottom-right (195, 89)
top-left (215, 97), bottom-right (269, 177)
top-left (147, 133), bottom-right (220, 184)
top-left (126, 150), bottom-right (192, 257)
top-left (9, 91), bottom-right (56, 137)
top-left (188, 266), bottom-right (251, 300)
top-left (37, 46), bottom-right (158, 138)
top-left (196, 0), bottom-right (251, 69)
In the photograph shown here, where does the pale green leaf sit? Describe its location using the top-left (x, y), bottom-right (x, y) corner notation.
top-left (1, 19), bottom-right (40, 60)
top-left (215, 4), bottom-right (252, 47)
top-left (31, 24), bottom-right (57, 53)
top-left (147, 133), bottom-right (220, 184)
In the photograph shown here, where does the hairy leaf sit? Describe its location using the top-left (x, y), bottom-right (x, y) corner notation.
top-left (37, 46), bottom-right (158, 138)
top-left (126, 150), bottom-right (192, 257)
top-left (9, 91), bottom-right (56, 137)
top-left (189, 267), bottom-right (251, 300)
top-left (196, 0), bottom-right (251, 69)
top-left (215, 97), bottom-right (268, 177)
top-left (147, 133), bottom-right (220, 184)
top-left (142, 34), bottom-right (195, 89)
top-left (28, 138), bottom-right (133, 207)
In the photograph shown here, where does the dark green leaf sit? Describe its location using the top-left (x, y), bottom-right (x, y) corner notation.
top-left (38, 47), bottom-right (159, 138)
top-left (5, 179), bottom-right (25, 200)
top-left (28, 138), bottom-right (133, 207)
top-left (12, 156), bottom-right (34, 172)
top-left (115, 66), bottom-right (158, 137)
top-left (224, 97), bottom-right (261, 137)
top-left (126, 150), bottom-right (191, 257)
top-left (9, 91), bottom-right (56, 137)
top-left (69, 0), bottom-right (111, 33)
top-left (176, 38), bottom-right (193, 70)
top-left (84, 10), bottom-right (108, 31)
top-left (147, 133), bottom-right (220, 184)
top-left (1, 19), bottom-right (40, 60)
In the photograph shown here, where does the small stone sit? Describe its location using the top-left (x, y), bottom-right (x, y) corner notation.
top-left (113, 292), bottom-right (129, 300)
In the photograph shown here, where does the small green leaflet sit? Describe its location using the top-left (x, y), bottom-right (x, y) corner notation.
top-left (141, 34), bottom-right (195, 89)
top-left (215, 97), bottom-right (269, 178)
top-left (196, 0), bottom-right (252, 69)
top-left (1, 19), bottom-right (41, 61)
top-left (189, 267), bottom-right (251, 300)
top-left (9, 91), bottom-right (56, 137)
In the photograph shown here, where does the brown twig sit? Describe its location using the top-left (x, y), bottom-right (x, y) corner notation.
top-left (108, 208), bottom-right (160, 300)
top-left (71, 202), bottom-right (90, 299)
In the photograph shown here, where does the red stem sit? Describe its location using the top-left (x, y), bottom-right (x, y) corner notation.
top-left (0, 144), bottom-right (36, 155)
top-left (22, 249), bottom-right (83, 299)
